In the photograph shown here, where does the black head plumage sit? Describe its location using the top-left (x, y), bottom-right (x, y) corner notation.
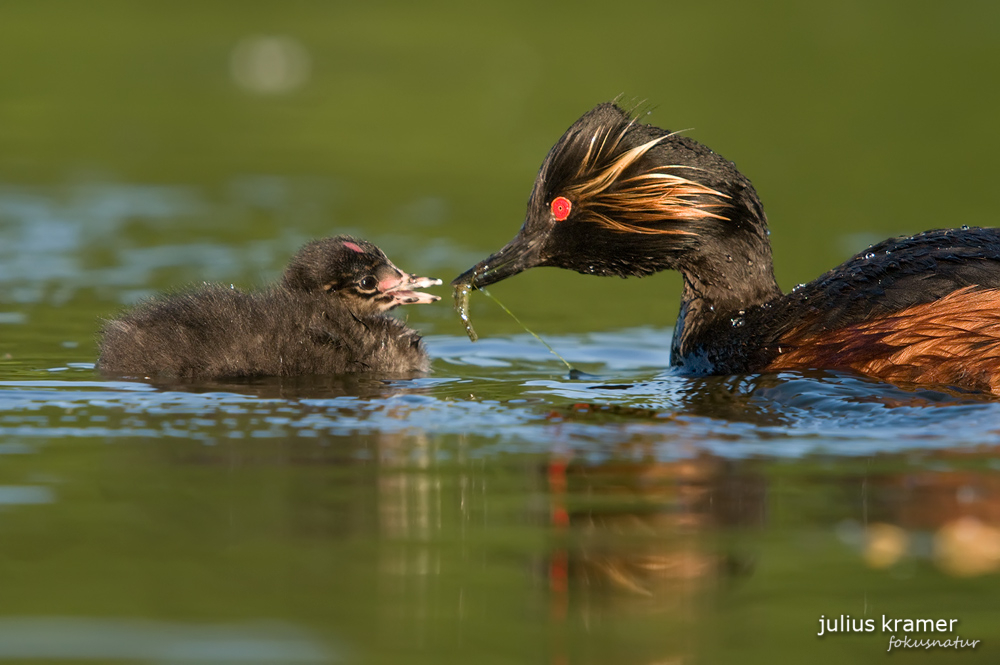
top-left (454, 103), bottom-right (772, 288)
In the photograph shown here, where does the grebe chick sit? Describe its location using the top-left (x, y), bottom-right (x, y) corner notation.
top-left (99, 236), bottom-right (441, 378)
top-left (453, 103), bottom-right (1000, 395)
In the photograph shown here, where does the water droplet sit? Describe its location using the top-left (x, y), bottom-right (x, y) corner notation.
top-left (962, 225), bottom-right (970, 230)
top-left (747, 259), bottom-right (754, 266)
top-left (709, 305), bottom-right (715, 312)
top-left (863, 252), bottom-right (875, 260)
top-left (777, 346), bottom-right (783, 353)
top-left (725, 254), bottom-right (733, 262)
top-left (793, 283), bottom-right (806, 292)
top-left (730, 317), bottom-right (745, 327)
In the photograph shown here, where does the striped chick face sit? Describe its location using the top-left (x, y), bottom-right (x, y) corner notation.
top-left (284, 236), bottom-right (441, 315)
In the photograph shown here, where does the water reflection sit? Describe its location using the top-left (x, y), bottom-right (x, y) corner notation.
top-left (844, 448), bottom-right (1000, 577)
top-left (119, 424), bottom-right (1000, 665)
top-left (0, 373), bottom-right (997, 662)
top-left (546, 450), bottom-right (762, 603)
top-left (352, 424), bottom-right (766, 664)
top-left (0, 617), bottom-right (331, 663)
top-left (145, 374), bottom-right (439, 401)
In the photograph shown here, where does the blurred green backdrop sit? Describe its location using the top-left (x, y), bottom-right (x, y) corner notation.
top-left (3, 1), bottom-right (999, 341)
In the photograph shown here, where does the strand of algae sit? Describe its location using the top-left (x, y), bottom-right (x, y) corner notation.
top-left (454, 283), bottom-right (575, 372)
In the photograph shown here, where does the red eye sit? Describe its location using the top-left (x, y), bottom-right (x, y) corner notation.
top-left (551, 196), bottom-right (572, 221)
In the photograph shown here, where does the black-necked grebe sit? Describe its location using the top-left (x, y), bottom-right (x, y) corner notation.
top-left (453, 103), bottom-right (1000, 394)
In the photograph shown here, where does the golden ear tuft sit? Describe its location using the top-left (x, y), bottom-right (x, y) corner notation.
top-left (563, 128), bottom-right (729, 235)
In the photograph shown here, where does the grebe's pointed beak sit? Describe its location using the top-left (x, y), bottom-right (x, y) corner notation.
top-left (451, 231), bottom-right (545, 290)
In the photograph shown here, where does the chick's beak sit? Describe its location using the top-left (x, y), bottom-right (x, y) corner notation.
top-left (382, 270), bottom-right (442, 307)
top-left (451, 230), bottom-right (545, 290)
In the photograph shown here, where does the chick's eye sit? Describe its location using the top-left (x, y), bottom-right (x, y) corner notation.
top-left (359, 276), bottom-right (378, 291)
top-left (551, 196), bottom-right (572, 221)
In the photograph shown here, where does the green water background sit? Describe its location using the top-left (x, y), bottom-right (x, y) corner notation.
top-left (5, 2), bottom-right (999, 338)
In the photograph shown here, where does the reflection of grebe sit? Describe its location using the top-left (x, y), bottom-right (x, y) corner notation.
top-left (99, 236), bottom-right (440, 378)
top-left (546, 449), bottom-right (763, 601)
top-left (866, 457), bottom-right (1000, 576)
top-left (455, 103), bottom-right (1000, 394)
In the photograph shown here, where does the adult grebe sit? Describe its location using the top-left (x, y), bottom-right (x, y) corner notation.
top-left (453, 103), bottom-right (1000, 394)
